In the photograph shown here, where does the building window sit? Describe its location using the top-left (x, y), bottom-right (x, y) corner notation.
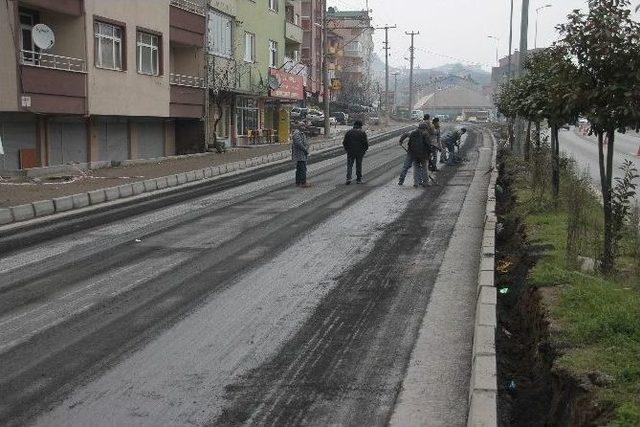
top-left (95, 21), bottom-right (123, 71)
top-left (269, 0), bottom-right (278, 12)
top-left (268, 40), bottom-right (278, 68)
top-left (19, 8), bottom-right (38, 64)
top-left (244, 32), bottom-right (255, 63)
top-left (345, 41), bottom-right (362, 54)
top-left (236, 97), bottom-right (259, 136)
top-left (208, 10), bottom-right (233, 58)
top-left (137, 31), bottom-right (160, 76)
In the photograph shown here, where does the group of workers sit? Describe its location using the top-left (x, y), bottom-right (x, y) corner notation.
top-left (291, 114), bottom-right (467, 188)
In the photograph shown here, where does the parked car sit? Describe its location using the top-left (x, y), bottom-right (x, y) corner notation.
top-left (291, 107), bottom-right (308, 120)
top-left (310, 115), bottom-right (325, 127)
top-left (307, 109), bottom-right (323, 118)
top-left (411, 110), bottom-right (423, 121)
top-left (332, 112), bottom-right (349, 125)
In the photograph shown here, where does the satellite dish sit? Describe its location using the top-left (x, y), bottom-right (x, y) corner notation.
top-left (32, 24), bottom-right (55, 50)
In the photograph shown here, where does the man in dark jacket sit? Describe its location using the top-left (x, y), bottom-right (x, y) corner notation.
top-left (343, 120), bottom-right (369, 185)
top-left (398, 122), bottom-right (430, 187)
top-left (292, 127), bottom-right (310, 187)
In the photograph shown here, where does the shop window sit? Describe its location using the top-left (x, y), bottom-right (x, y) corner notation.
top-left (236, 98), bottom-right (259, 136)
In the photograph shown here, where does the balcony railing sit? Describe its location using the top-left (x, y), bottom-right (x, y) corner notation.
top-left (170, 0), bottom-right (205, 16)
top-left (285, 21), bottom-right (303, 44)
top-left (19, 50), bottom-right (86, 73)
top-left (170, 73), bottom-right (205, 88)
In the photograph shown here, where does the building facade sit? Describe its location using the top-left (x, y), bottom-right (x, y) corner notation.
top-left (0, 0), bottom-right (307, 173)
top-left (326, 8), bottom-right (373, 83)
top-left (300, 0), bottom-right (324, 101)
top-left (0, 0), bottom-right (208, 174)
top-left (207, 0), bottom-right (304, 147)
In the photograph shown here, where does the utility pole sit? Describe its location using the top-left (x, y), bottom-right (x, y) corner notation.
top-left (518, 0), bottom-right (529, 77)
top-left (376, 25), bottom-right (396, 114)
top-left (322, 0), bottom-right (330, 137)
top-left (507, 0), bottom-right (514, 79)
top-left (405, 31), bottom-right (419, 112)
top-left (392, 71), bottom-right (399, 113)
top-left (516, 0), bottom-right (530, 155)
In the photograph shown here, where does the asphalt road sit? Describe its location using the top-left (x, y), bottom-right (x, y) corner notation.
top-left (0, 130), bottom-right (488, 426)
top-left (558, 128), bottom-right (640, 198)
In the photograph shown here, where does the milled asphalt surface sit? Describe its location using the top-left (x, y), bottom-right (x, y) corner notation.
top-left (0, 129), bottom-right (489, 426)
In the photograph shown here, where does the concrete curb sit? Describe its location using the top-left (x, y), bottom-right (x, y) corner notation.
top-left (0, 126), bottom-right (413, 231)
top-left (467, 131), bottom-right (498, 427)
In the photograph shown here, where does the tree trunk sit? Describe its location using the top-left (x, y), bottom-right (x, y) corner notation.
top-left (551, 125), bottom-right (560, 200)
top-left (508, 119), bottom-right (515, 150)
top-left (212, 98), bottom-right (226, 154)
top-left (601, 129), bottom-right (616, 274)
top-left (524, 121), bottom-right (532, 161)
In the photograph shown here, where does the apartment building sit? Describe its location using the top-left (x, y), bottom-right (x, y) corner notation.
top-left (207, 0), bottom-right (304, 146)
top-left (300, 0), bottom-right (324, 101)
top-left (326, 8), bottom-right (373, 83)
top-left (0, 0), bottom-right (207, 174)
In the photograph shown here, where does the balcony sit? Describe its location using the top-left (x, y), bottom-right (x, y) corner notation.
top-left (17, 0), bottom-right (83, 16)
top-left (285, 21), bottom-right (303, 45)
top-left (170, 73), bottom-right (205, 88)
top-left (170, 73), bottom-right (205, 118)
top-left (20, 50), bottom-right (86, 72)
top-left (170, 0), bottom-right (206, 47)
top-left (170, 0), bottom-right (205, 16)
top-left (19, 50), bottom-right (86, 115)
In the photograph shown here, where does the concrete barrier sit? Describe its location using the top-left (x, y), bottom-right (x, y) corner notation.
top-left (10, 204), bottom-right (35, 221)
top-left (467, 131), bottom-right (498, 427)
top-left (0, 208), bottom-right (13, 225)
top-left (132, 181), bottom-right (146, 195)
top-left (72, 193), bottom-right (90, 209)
top-left (104, 187), bottom-right (120, 202)
top-left (118, 184), bottom-right (134, 198)
top-left (33, 200), bottom-right (55, 217)
top-left (88, 189), bottom-right (106, 205)
top-left (53, 196), bottom-right (74, 213)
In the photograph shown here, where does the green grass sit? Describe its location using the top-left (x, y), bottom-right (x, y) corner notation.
top-left (508, 154), bottom-right (640, 426)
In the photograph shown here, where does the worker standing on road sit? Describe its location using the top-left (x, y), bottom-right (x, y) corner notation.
top-left (343, 120), bottom-right (369, 185)
top-left (429, 117), bottom-right (442, 172)
top-left (292, 127), bottom-right (311, 187)
top-left (398, 123), bottom-right (430, 187)
top-left (443, 127), bottom-right (467, 165)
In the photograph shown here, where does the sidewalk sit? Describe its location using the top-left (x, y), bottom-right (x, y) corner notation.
top-left (0, 123), bottom-right (402, 208)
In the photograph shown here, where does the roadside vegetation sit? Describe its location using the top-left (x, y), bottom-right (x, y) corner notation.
top-left (497, 140), bottom-right (640, 424)
top-left (492, 1), bottom-right (640, 424)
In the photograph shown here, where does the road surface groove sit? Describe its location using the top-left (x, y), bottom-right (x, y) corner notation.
top-left (0, 130), bottom-right (482, 426)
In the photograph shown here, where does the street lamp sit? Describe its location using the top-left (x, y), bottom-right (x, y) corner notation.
top-left (534, 4), bottom-right (552, 49)
top-left (488, 35), bottom-right (500, 64)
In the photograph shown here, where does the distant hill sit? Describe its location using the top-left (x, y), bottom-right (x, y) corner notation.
top-left (371, 55), bottom-right (490, 87)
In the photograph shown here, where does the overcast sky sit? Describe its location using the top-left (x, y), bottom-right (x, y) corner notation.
top-left (326, 0), bottom-right (599, 70)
